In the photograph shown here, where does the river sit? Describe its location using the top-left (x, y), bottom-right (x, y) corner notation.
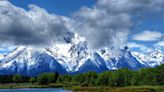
top-left (0, 88), bottom-right (72, 92)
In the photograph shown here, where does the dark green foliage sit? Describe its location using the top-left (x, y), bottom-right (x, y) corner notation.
top-left (37, 73), bottom-right (49, 85)
top-left (0, 64), bottom-right (164, 87)
top-left (30, 77), bottom-right (37, 84)
top-left (37, 72), bottom-right (59, 85)
top-left (58, 75), bottom-right (73, 83)
top-left (108, 71), bottom-right (119, 86)
top-left (81, 82), bottom-right (89, 87)
top-left (156, 64), bottom-right (164, 85)
top-left (0, 75), bottom-right (29, 84)
top-left (71, 64), bottom-right (164, 87)
top-left (46, 73), bottom-right (57, 83)
top-left (73, 72), bottom-right (97, 85)
top-left (96, 72), bottom-right (109, 86)
top-left (0, 75), bottom-right (13, 83)
top-left (13, 74), bottom-right (22, 85)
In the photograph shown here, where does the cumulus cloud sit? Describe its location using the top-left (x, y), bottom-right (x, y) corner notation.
top-left (0, 1), bottom-right (73, 47)
top-left (155, 41), bottom-right (164, 47)
top-left (127, 42), bottom-right (154, 53)
top-left (0, 0), bottom-right (164, 50)
top-left (97, 0), bottom-right (164, 13)
top-left (127, 42), bottom-right (145, 48)
top-left (0, 44), bottom-right (15, 51)
top-left (0, 54), bottom-right (4, 60)
top-left (73, 7), bottom-right (131, 49)
top-left (0, 43), bottom-right (16, 54)
top-left (132, 30), bottom-right (163, 41)
top-left (127, 42), bottom-right (147, 51)
top-left (1, 0), bottom-right (131, 50)
top-left (70, 0), bottom-right (164, 50)
top-left (141, 47), bottom-right (153, 53)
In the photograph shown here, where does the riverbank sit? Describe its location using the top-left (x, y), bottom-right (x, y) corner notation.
top-left (0, 83), bottom-right (164, 92)
top-left (0, 83), bottom-right (63, 89)
top-left (65, 86), bottom-right (164, 92)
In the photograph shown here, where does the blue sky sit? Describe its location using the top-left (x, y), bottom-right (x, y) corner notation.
top-left (129, 13), bottom-right (164, 52)
top-left (0, 0), bottom-right (95, 54)
top-left (0, 0), bottom-right (163, 54)
top-left (10, 0), bottom-right (95, 16)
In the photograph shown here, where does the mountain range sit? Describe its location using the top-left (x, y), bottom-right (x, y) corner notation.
top-left (0, 35), bottom-right (163, 76)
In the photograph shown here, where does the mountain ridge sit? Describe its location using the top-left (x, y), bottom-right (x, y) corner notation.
top-left (0, 37), bottom-right (163, 76)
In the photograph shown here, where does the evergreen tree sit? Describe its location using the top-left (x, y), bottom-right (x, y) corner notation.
top-left (37, 73), bottom-right (49, 85)
top-left (13, 74), bottom-right (22, 85)
top-left (30, 77), bottom-right (37, 84)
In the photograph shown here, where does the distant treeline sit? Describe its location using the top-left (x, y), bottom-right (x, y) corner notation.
top-left (0, 64), bottom-right (164, 87)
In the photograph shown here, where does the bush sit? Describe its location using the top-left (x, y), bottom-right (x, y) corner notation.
top-left (37, 73), bottom-right (59, 85)
top-left (30, 77), bottom-right (37, 84)
top-left (37, 74), bottom-right (49, 85)
top-left (81, 82), bottom-right (89, 87)
top-left (46, 73), bottom-right (57, 83)
top-left (13, 74), bottom-right (22, 85)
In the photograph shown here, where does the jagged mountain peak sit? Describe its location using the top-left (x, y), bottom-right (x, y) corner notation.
top-left (0, 54), bottom-right (4, 60)
top-left (132, 49), bottom-right (164, 67)
top-left (0, 40), bottom-right (163, 76)
top-left (0, 46), bottom-right (67, 76)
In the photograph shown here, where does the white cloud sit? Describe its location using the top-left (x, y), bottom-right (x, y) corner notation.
top-left (132, 30), bottom-right (163, 41)
top-left (155, 41), bottom-right (164, 47)
top-left (141, 47), bottom-right (153, 53)
top-left (0, 0), bottom-right (164, 50)
top-left (0, 44), bottom-right (16, 51)
top-left (73, 7), bottom-right (131, 49)
top-left (97, 0), bottom-right (164, 13)
top-left (0, 54), bottom-right (4, 60)
top-left (72, 0), bottom-right (164, 50)
top-left (127, 42), bottom-right (154, 53)
top-left (0, 1), bottom-right (73, 47)
top-left (127, 42), bottom-right (145, 48)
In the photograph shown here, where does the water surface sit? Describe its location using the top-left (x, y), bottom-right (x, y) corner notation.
top-left (0, 88), bottom-right (72, 92)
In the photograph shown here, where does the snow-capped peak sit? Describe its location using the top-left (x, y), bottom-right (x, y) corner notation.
top-left (0, 46), bottom-right (26, 63)
top-left (0, 36), bottom-right (163, 76)
top-left (44, 34), bottom-right (90, 72)
top-left (0, 54), bottom-right (4, 60)
top-left (132, 49), bottom-right (164, 67)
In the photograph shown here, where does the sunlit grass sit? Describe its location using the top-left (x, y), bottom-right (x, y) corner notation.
top-left (0, 83), bottom-right (63, 89)
top-left (65, 85), bottom-right (164, 92)
top-left (0, 83), bottom-right (164, 92)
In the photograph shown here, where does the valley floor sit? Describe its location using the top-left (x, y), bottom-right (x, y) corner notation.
top-left (0, 83), bottom-right (63, 89)
top-left (0, 83), bottom-right (164, 92)
top-left (66, 86), bottom-right (164, 92)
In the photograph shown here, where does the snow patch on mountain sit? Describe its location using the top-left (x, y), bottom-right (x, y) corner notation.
top-left (45, 34), bottom-right (90, 72)
top-left (0, 34), bottom-right (163, 76)
top-left (0, 47), bottom-right (67, 76)
top-left (0, 54), bottom-right (4, 60)
top-left (132, 49), bottom-right (164, 67)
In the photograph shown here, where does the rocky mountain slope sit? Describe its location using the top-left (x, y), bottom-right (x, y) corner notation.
top-left (0, 35), bottom-right (163, 76)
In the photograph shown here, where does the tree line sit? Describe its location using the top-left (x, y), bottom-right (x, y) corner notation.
top-left (0, 64), bottom-right (163, 87)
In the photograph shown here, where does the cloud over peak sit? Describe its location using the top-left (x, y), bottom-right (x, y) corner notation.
top-left (0, 1), bottom-right (72, 47)
top-left (155, 41), bottom-right (164, 47)
top-left (0, 0), bottom-right (164, 50)
top-left (132, 30), bottom-right (163, 41)
top-left (97, 0), bottom-right (164, 13)
top-left (73, 6), bottom-right (131, 49)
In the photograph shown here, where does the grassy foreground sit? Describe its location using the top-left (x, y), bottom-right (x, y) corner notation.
top-left (0, 83), bottom-right (164, 92)
top-left (65, 86), bottom-right (164, 92)
top-left (0, 83), bottom-right (63, 89)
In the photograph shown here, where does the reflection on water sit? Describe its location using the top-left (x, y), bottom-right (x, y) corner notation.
top-left (0, 88), bottom-right (72, 92)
